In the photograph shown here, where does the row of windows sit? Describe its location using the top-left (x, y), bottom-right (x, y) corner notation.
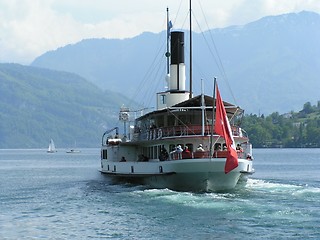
top-left (101, 143), bottom-right (227, 161)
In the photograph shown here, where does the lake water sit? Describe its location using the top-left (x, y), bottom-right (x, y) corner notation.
top-left (0, 148), bottom-right (319, 239)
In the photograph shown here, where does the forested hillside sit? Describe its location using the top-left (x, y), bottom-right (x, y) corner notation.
top-left (0, 63), bottom-right (132, 148)
top-left (243, 101), bottom-right (320, 148)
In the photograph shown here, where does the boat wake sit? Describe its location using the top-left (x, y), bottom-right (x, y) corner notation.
top-left (126, 178), bottom-right (320, 209)
top-left (130, 188), bottom-right (246, 209)
top-left (244, 178), bottom-right (320, 197)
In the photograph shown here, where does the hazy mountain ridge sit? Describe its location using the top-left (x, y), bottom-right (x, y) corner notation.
top-left (33, 32), bottom-right (161, 96)
top-left (0, 63), bottom-right (129, 148)
top-left (31, 11), bottom-right (320, 114)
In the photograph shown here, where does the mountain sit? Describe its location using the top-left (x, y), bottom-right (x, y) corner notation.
top-left (0, 63), bottom-right (132, 148)
top-left (31, 11), bottom-right (320, 114)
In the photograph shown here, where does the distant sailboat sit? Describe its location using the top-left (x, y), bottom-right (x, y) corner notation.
top-left (47, 139), bottom-right (57, 153)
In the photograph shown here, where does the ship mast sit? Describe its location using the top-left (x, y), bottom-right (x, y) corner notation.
top-left (189, 0), bottom-right (193, 99)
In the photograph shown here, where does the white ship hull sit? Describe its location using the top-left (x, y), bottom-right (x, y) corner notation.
top-left (101, 158), bottom-right (253, 192)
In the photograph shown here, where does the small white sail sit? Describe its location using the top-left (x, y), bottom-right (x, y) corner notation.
top-left (47, 139), bottom-right (56, 153)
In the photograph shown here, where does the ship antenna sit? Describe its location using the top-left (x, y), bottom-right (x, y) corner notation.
top-left (189, 0), bottom-right (193, 99)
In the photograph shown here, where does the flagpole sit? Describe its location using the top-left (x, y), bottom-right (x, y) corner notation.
top-left (166, 7), bottom-right (170, 75)
top-left (214, 81), bottom-right (239, 173)
top-left (210, 77), bottom-right (217, 158)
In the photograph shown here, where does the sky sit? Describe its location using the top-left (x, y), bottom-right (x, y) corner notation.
top-left (1, 0), bottom-right (319, 64)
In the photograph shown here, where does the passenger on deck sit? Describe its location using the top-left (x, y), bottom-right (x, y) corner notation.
top-left (159, 147), bottom-right (169, 161)
top-left (196, 144), bottom-right (204, 152)
top-left (120, 156), bottom-right (126, 162)
top-left (169, 145), bottom-right (183, 160)
top-left (236, 144), bottom-right (243, 152)
top-left (175, 145), bottom-right (183, 159)
top-left (183, 146), bottom-right (190, 153)
top-left (182, 146), bottom-right (192, 159)
top-left (214, 144), bottom-right (222, 151)
top-left (138, 154), bottom-right (149, 162)
top-left (176, 145), bottom-right (183, 153)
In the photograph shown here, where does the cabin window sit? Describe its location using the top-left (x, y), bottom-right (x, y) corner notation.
top-left (157, 145), bottom-right (162, 158)
top-left (178, 115), bottom-right (186, 125)
top-left (168, 115), bottom-right (175, 127)
top-left (142, 147), bottom-right (148, 157)
top-left (157, 116), bottom-right (164, 128)
top-left (161, 95), bottom-right (166, 104)
top-left (102, 149), bottom-right (107, 159)
top-left (148, 147), bottom-right (152, 159)
top-left (149, 119), bottom-right (156, 129)
top-left (154, 146), bottom-right (158, 159)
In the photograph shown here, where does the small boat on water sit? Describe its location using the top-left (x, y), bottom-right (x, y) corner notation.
top-left (100, 4), bottom-right (254, 192)
top-left (66, 149), bottom-right (81, 153)
top-left (66, 141), bottom-right (81, 153)
top-left (47, 139), bottom-right (57, 153)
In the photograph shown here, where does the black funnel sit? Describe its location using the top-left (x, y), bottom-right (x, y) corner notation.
top-left (170, 31), bottom-right (184, 65)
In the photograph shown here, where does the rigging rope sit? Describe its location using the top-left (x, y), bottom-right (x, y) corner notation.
top-left (197, 0), bottom-right (237, 105)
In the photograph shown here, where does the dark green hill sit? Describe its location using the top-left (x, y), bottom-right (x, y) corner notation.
top-left (242, 101), bottom-right (320, 148)
top-left (0, 63), bottom-right (130, 148)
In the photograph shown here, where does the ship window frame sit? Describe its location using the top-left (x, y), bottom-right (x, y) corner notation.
top-left (161, 95), bottom-right (166, 104)
top-left (102, 149), bottom-right (107, 159)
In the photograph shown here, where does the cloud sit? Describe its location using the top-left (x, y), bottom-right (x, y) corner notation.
top-left (0, 0), bottom-right (80, 63)
top-left (0, 0), bottom-right (169, 63)
top-left (0, 0), bottom-right (319, 64)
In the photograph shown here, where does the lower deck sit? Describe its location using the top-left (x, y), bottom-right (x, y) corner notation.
top-left (100, 158), bottom-right (254, 192)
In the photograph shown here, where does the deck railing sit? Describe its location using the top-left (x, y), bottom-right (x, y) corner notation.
top-left (169, 150), bottom-right (248, 160)
top-left (132, 125), bottom-right (246, 141)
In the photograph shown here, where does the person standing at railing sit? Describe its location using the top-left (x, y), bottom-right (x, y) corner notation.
top-left (236, 144), bottom-right (243, 152)
top-left (175, 145), bottom-right (183, 159)
top-left (182, 146), bottom-right (192, 159)
top-left (196, 144), bottom-right (204, 152)
top-left (159, 147), bottom-right (169, 161)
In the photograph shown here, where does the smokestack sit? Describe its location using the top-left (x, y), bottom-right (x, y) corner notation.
top-left (171, 31), bottom-right (184, 65)
top-left (156, 31), bottom-right (189, 110)
top-left (169, 31), bottom-right (186, 91)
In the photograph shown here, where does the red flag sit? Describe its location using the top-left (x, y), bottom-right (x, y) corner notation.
top-left (214, 84), bottom-right (238, 174)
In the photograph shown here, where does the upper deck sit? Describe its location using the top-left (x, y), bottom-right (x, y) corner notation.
top-left (132, 124), bottom-right (248, 142)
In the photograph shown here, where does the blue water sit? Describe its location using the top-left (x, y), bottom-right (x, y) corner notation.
top-left (0, 148), bottom-right (319, 239)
